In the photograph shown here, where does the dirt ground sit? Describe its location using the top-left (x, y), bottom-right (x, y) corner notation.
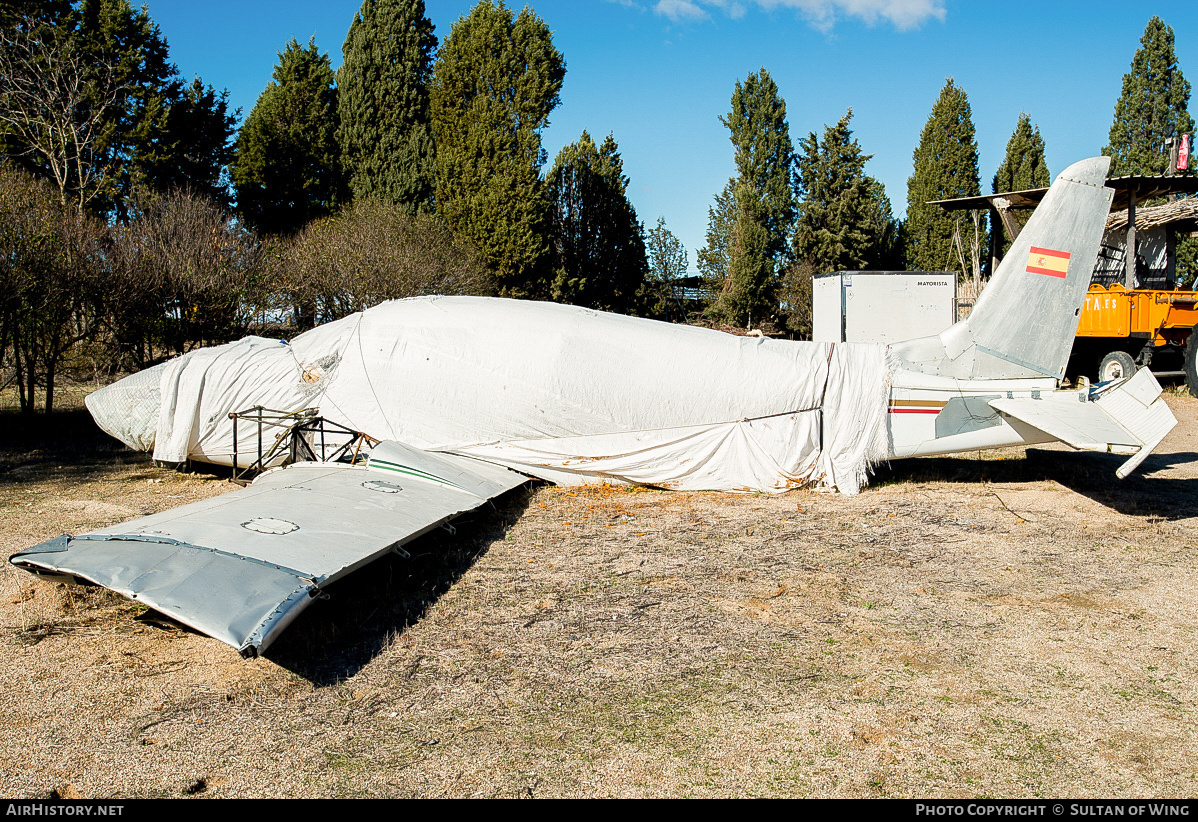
top-left (1, 389), bottom-right (1197, 798)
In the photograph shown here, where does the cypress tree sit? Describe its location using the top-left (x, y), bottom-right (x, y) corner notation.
top-left (1104, 17), bottom-right (1197, 283)
top-left (706, 68), bottom-right (795, 327)
top-left (994, 113), bottom-right (1050, 193)
top-left (905, 79), bottom-right (982, 276)
top-left (430, 0), bottom-right (565, 297)
top-left (338, 0), bottom-right (437, 210)
top-left (697, 178), bottom-right (736, 292)
top-left (1104, 16), bottom-right (1194, 176)
top-left (991, 112), bottom-right (1050, 255)
top-left (792, 110), bottom-right (899, 273)
top-left (721, 188), bottom-right (774, 327)
top-left (547, 130), bottom-right (648, 314)
top-left (231, 38), bottom-right (341, 235)
top-left (863, 178), bottom-right (903, 270)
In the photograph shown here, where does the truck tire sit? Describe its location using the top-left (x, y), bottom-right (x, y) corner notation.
top-left (1099, 350), bottom-right (1136, 383)
top-left (1186, 337), bottom-right (1198, 398)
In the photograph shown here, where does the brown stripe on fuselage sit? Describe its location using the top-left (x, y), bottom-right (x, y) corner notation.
top-left (888, 399), bottom-right (947, 415)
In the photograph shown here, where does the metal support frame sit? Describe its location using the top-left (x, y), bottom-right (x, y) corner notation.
top-left (228, 406), bottom-right (378, 483)
top-left (289, 415), bottom-right (380, 467)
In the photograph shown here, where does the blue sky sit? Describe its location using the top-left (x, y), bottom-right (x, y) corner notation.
top-left (144, 0), bottom-right (1196, 272)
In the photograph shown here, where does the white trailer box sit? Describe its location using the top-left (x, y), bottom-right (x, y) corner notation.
top-left (812, 271), bottom-right (957, 344)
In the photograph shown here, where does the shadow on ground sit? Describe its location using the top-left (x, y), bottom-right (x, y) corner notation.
top-left (875, 448), bottom-right (1198, 520)
top-left (0, 408), bottom-right (129, 479)
top-left (11, 402), bottom-right (1196, 681)
top-left (264, 484), bottom-right (538, 686)
top-left (0, 406), bottom-right (241, 486)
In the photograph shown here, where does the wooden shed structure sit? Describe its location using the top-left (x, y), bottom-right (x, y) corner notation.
top-left (932, 174), bottom-right (1198, 287)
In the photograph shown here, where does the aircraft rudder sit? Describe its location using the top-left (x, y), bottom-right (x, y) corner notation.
top-left (946, 156), bottom-right (1114, 379)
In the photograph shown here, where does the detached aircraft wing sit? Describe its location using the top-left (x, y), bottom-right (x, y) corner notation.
top-left (9, 442), bottom-right (528, 656)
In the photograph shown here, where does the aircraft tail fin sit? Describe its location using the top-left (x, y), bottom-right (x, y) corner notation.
top-left (893, 156), bottom-right (1113, 380)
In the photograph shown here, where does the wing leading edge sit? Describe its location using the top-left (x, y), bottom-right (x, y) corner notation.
top-left (10, 442), bottom-right (528, 656)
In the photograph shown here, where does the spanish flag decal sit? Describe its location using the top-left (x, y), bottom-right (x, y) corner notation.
top-left (1026, 246), bottom-right (1070, 278)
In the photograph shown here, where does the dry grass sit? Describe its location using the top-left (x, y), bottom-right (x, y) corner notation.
top-left (1, 389), bottom-right (1197, 797)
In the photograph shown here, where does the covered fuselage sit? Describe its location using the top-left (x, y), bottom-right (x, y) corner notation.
top-left (88, 297), bottom-right (896, 494)
top-left (85, 157), bottom-right (1174, 494)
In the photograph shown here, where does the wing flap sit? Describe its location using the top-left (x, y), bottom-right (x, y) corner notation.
top-left (10, 442), bottom-right (528, 656)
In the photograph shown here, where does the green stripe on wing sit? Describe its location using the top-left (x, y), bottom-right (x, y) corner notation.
top-left (368, 457), bottom-right (471, 493)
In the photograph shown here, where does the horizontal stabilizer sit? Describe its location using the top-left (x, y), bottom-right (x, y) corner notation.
top-left (988, 369), bottom-right (1176, 478)
top-left (988, 398), bottom-right (1139, 452)
top-left (10, 443), bottom-right (528, 656)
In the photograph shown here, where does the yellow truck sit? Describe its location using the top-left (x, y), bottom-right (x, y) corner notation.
top-left (929, 173), bottom-right (1198, 393)
top-left (1076, 283), bottom-right (1198, 393)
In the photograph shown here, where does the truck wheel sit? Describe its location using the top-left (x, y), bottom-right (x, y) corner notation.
top-left (1186, 337), bottom-right (1198, 398)
top-left (1099, 350), bottom-right (1136, 382)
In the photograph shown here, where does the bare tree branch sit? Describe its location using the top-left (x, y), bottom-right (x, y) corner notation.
top-left (0, 18), bottom-right (127, 212)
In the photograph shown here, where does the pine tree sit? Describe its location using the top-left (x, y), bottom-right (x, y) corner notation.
top-left (1104, 16), bottom-right (1195, 176)
top-left (647, 217), bottom-right (687, 284)
top-left (706, 68), bottom-right (795, 327)
top-left (547, 131), bottom-right (648, 314)
top-left (991, 113), bottom-right (1050, 255)
top-left (338, 0), bottom-right (437, 210)
top-left (76, 0), bottom-right (177, 214)
top-left (646, 216), bottom-right (688, 320)
top-left (430, 0), bottom-right (565, 297)
top-left (136, 78), bottom-right (237, 207)
top-left (231, 39), bottom-right (341, 235)
top-left (792, 110), bottom-right (899, 273)
top-left (0, 0), bottom-right (182, 216)
top-left (905, 79), bottom-right (982, 277)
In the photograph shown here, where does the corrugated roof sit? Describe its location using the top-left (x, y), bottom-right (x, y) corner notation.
top-left (932, 175), bottom-right (1198, 213)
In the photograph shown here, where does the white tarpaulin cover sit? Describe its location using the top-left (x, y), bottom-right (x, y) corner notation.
top-left (87, 297), bottom-right (895, 494)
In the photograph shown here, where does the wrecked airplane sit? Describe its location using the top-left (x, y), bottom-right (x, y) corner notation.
top-left (10, 156), bottom-right (1178, 656)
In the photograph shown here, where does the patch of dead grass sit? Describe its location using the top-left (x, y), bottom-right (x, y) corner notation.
top-left (2, 394), bottom-right (1198, 796)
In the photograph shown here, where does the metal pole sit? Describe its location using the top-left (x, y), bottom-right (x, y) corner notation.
top-left (988, 206), bottom-right (1001, 277)
top-left (1125, 185), bottom-right (1138, 289)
